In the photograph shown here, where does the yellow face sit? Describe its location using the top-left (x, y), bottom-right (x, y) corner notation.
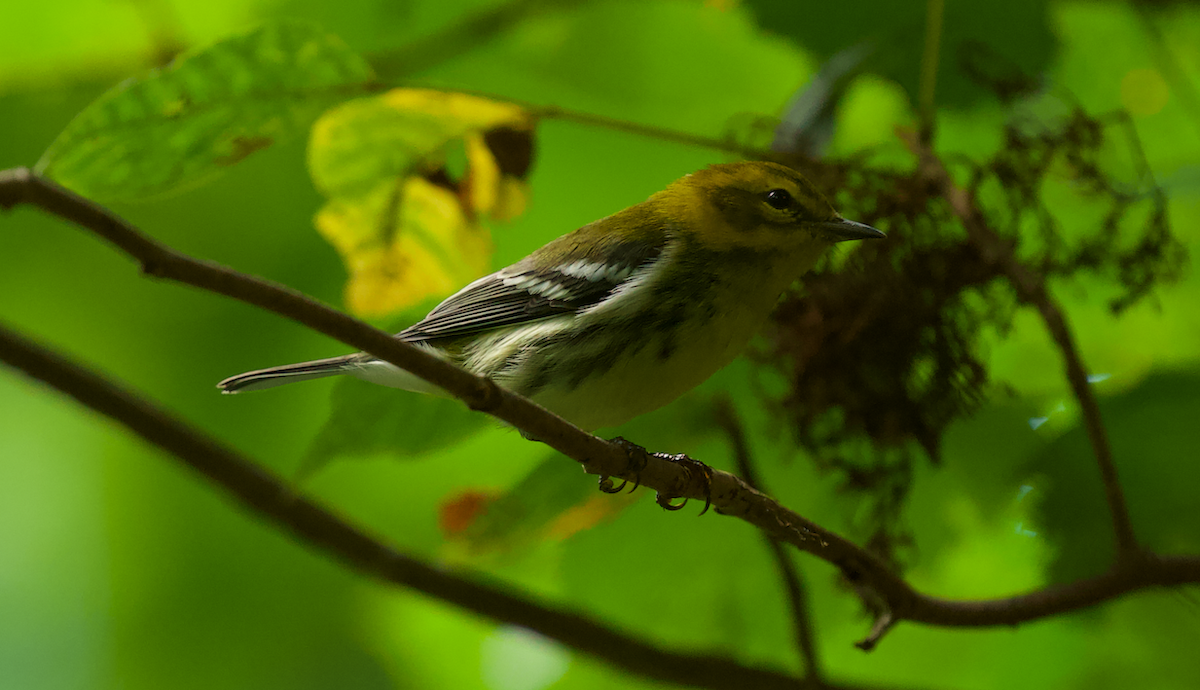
top-left (666, 161), bottom-right (851, 253)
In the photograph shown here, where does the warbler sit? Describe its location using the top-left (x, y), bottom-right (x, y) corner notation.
top-left (219, 161), bottom-right (883, 431)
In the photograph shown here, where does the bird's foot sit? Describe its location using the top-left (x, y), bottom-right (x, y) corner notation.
top-left (652, 452), bottom-right (713, 515)
top-left (598, 436), bottom-right (649, 494)
top-left (600, 438), bottom-right (713, 515)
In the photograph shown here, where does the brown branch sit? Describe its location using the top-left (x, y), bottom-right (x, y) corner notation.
top-left (0, 320), bottom-right (807, 690)
top-left (903, 550), bottom-right (1200, 627)
top-left (900, 131), bottom-right (1140, 557)
top-left (716, 397), bottom-right (823, 684)
top-left (0, 166), bottom-right (913, 611)
top-left (3, 166), bottom-right (1198, 647)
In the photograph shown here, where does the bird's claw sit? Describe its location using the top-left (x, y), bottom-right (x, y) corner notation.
top-left (652, 452), bottom-right (714, 515)
top-left (598, 476), bottom-right (626, 494)
top-left (603, 438), bottom-right (713, 515)
top-left (602, 436), bottom-right (649, 494)
top-left (655, 493), bottom-right (689, 511)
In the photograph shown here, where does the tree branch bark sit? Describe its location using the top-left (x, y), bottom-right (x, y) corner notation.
top-left (3, 166), bottom-right (1197, 653)
top-left (0, 165), bottom-right (913, 612)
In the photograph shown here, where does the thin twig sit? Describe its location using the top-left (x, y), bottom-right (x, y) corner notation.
top-left (715, 397), bottom-right (823, 684)
top-left (405, 84), bottom-right (778, 161)
top-left (904, 551), bottom-right (1198, 626)
top-left (900, 131), bottom-right (1141, 557)
top-left (531, 102), bottom-right (775, 160)
top-left (3, 167), bottom-right (1197, 644)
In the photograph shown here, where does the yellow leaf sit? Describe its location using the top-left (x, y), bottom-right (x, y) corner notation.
top-left (379, 88), bottom-right (529, 132)
top-left (308, 88), bottom-right (536, 316)
top-left (315, 176), bottom-right (492, 316)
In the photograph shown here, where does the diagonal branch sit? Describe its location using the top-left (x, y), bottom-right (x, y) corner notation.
top-left (901, 132), bottom-right (1140, 557)
top-left (0, 165), bottom-right (913, 607)
top-left (3, 166), bottom-right (1197, 649)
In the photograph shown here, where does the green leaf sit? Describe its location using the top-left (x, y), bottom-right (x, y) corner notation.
top-left (303, 376), bottom-right (488, 473)
top-left (36, 20), bottom-right (374, 202)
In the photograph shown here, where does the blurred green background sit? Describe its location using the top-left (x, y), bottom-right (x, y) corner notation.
top-left (2, 1), bottom-right (1199, 689)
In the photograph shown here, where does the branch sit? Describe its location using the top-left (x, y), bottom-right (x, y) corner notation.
top-left (3, 166), bottom-right (1198, 647)
top-left (715, 398), bottom-right (823, 683)
top-left (0, 166), bottom-right (913, 608)
top-left (413, 85), bottom-right (777, 161)
top-left (904, 552), bottom-right (1200, 626)
top-left (0, 320), bottom-right (808, 690)
top-left (900, 131), bottom-right (1141, 557)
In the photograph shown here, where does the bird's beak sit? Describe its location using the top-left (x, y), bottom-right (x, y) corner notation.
top-left (820, 218), bottom-right (885, 242)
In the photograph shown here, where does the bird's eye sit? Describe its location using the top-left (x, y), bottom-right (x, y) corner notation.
top-left (765, 188), bottom-right (793, 210)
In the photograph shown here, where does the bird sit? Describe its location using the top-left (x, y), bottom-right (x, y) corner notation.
top-left (218, 161), bottom-right (883, 432)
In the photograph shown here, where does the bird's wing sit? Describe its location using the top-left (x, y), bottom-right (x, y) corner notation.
top-left (399, 238), bottom-right (665, 343)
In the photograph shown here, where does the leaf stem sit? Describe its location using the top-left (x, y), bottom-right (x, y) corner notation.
top-left (404, 85), bottom-right (780, 160)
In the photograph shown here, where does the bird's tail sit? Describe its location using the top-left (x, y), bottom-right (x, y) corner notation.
top-left (217, 355), bottom-right (361, 394)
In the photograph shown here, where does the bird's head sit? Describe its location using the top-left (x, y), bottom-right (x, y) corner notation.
top-left (661, 161), bottom-right (884, 254)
